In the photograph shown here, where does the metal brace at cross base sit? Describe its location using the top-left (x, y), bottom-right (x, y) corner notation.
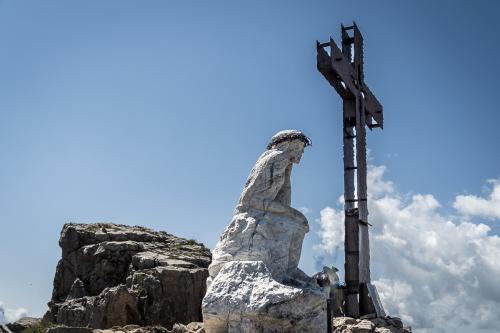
top-left (316, 22), bottom-right (386, 319)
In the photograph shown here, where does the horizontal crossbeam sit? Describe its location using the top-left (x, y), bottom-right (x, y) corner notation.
top-left (316, 39), bottom-right (384, 128)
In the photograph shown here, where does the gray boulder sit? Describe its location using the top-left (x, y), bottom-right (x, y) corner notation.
top-left (332, 317), bottom-right (412, 333)
top-left (45, 223), bottom-right (211, 329)
top-left (0, 325), bottom-right (13, 333)
top-left (6, 317), bottom-right (41, 333)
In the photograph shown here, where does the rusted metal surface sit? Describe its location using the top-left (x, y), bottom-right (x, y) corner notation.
top-left (367, 283), bottom-right (386, 318)
top-left (317, 22), bottom-right (385, 318)
top-left (343, 120), bottom-right (356, 211)
top-left (356, 95), bottom-right (368, 223)
top-left (344, 212), bottom-right (360, 318)
top-left (317, 27), bottom-right (383, 129)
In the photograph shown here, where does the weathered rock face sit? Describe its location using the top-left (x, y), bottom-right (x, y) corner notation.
top-left (5, 317), bottom-right (41, 333)
top-left (203, 261), bottom-right (327, 333)
top-left (332, 317), bottom-right (412, 333)
top-left (0, 325), bottom-right (12, 333)
top-left (46, 322), bottom-right (205, 333)
top-left (45, 223), bottom-right (211, 329)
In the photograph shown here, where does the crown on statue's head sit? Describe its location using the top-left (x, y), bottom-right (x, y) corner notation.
top-left (267, 130), bottom-right (312, 150)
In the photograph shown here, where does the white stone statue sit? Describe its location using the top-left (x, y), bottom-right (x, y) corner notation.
top-left (203, 130), bottom-right (327, 333)
top-left (208, 130), bottom-right (312, 284)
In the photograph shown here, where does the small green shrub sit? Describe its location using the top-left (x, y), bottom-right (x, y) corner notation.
top-left (22, 321), bottom-right (60, 333)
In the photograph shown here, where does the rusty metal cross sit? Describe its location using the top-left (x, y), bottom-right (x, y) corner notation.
top-left (317, 22), bottom-right (385, 318)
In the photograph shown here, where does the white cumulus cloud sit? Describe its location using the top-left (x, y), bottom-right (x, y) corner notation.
top-left (315, 205), bottom-right (344, 254)
top-left (453, 179), bottom-right (500, 219)
top-left (315, 164), bottom-right (500, 333)
top-left (0, 302), bottom-right (28, 324)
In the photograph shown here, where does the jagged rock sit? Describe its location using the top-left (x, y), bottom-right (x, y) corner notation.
top-left (6, 317), bottom-right (41, 333)
top-left (352, 320), bottom-right (374, 333)
top-left (203, 261), bottom-right (327, 333)
top-left (47, 322), bottom-right (205, 333)
top-left (47, 328), bottom-right (93, 333)
top-left (171, 322), bottom-right (205, 333)
top-left (384, 317), bottom-right (403, 329)
top-left (332, 317), bottom-right (412, 333)
top-left (66, 279), bottom-right (86, 300)
top-left (0, 325), bottom-right (13, 333)
top-left (56, 285), bottom-right (141, 328)
top-left (45, 223), bottom-right (211, 329)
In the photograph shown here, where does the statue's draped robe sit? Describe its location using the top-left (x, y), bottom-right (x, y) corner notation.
top-left (209, 149), bottom-right (309, 282)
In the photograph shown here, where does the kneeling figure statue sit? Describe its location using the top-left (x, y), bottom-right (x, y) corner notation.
top-left (202, 130), bottom-right (328, 333)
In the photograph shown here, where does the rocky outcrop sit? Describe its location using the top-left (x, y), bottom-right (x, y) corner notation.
top-left (46, 322), bottom-right (205, 333)
top-left (332, 317), bottom-right (411, 333)
top-left (0, 325), bottom-right (13, 333)
top-left (45, 223), bottom-right (211, 330)
top-left (5, 317), bottom-right (41, 333)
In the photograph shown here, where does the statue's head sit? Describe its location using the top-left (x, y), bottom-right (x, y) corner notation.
top-left (267, 130), bottom-right (311, 164)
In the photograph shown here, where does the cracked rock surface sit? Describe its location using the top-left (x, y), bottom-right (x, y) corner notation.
top-left (46, 322), bottom-right (205, 333)
top-left (44, 223), bottom-right (211, 330)
top-left (332, 317), bottom-right (412, 333)
top-left (203, 261), bottom-right (327, 333)
top-left (5, 317), bottom-right (41, 333)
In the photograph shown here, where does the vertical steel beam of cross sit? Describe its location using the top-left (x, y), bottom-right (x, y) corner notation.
top-left (343, 98), bottom-right (359, 318)
top-left (344, 211), bottom-right (359, 318)
top-left (343, 100), bottom-right (356, 213)
top-left (342, 23), bottom-right (361, 318)
top-left (356, 94), bottom-right (370, 286)
top-left (352, 25), bottom-right (373, 317)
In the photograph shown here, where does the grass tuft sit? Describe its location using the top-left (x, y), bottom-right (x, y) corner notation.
top-left (22, 321), bottom-right (60, 333)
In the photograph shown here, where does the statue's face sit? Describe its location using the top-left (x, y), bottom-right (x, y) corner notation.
top-left (288, 140), bottom-right (306, 164)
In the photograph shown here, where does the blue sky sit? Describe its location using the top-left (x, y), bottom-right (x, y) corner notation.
top-left (0, 1), bottom-right (499, 331)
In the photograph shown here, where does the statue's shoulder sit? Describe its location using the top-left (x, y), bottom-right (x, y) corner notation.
top-left (255, 150), bottom-right (288, 170)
